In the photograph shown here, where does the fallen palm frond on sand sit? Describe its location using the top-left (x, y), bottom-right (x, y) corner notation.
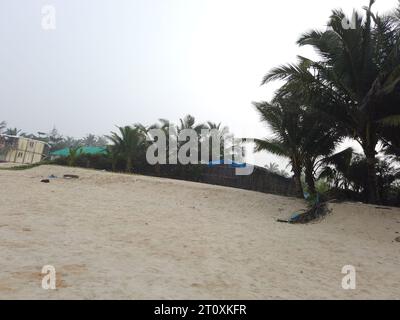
top-left (277, 195), bottom-right (330, 224)
top-left (277, 200), bottom-right (330, 224)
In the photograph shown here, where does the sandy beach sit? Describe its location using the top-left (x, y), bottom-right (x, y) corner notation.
top-left (0, 165), bottom-right (399, 299)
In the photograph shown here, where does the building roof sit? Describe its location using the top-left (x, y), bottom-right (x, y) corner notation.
top-left (50, 146), bottom-right (107, 157)
top-left (0, 134), bottom-right (50, 146)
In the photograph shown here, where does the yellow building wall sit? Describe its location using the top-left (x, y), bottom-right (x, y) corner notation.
top-left (4, 138), bottom-right (47, 164)
top-left (17, 139), bottom-right (27, 151)
top-left (32, 153), bottom-right (43, 163)
top-left (5, 150), bottom-right (17, 162)
top-left (34, 141), bottom-right (45, 155)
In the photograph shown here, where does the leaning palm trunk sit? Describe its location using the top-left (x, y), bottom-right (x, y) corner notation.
top-left (304, 160), bottom-right (316, 195)
top-left (292, 164), bottom-right (304, 198)
top-left (364, 146), bottom-right (379, 204)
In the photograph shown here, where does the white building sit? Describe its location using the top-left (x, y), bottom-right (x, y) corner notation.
top-left (0, 135), bottom-right (49, 164)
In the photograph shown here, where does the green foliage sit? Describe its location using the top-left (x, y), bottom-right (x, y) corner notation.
top-left (67, 147), bottom-right (80, 167)
top-left (259, 1), bottom-right (400, 204)
top-left (253, 88), bottom-right (342, 197)
top-left (315, 180), bottom-right (330, 195)
top-left (107, 125), bottom-right (148, 172)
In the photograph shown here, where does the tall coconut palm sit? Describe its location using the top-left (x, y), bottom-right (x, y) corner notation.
top-left (253, 95), bottom-right (306, 198)
top-left (262, 1), bottom-right (400, 203)
top-left (107, 126), bottom-right (146, 173)
top-left (300, 107), bottom-right (343, 194)
top-left (177, 115), bottom-right (206, 134)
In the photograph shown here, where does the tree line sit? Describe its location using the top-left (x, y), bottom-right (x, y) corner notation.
top-left (0, 115), bottom-right (240, 175)
top-left (0, 123), bottom-right (108, 151)
top-left (253, 0), bottom-right (400, 204)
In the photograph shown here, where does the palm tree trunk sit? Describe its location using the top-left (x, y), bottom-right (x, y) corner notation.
top-left (361, 124), bottom-right (379, 204)
top-left (364, 148), bottom-right (379, 204)
top-left (292, 165), bottom-right (304, 198)
top-left (305, 160), bottom-right (316, 195)
top-left (126, 156), bottom-right (132, 173)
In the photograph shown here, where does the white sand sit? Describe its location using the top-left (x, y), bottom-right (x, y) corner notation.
top-left (0, 165), bottom-right (399, 299)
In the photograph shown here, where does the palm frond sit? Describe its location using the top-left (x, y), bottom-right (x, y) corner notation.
top-left (253, 138), bottom-right (288, 157)
top-left (377, 115), bottom-right (400, 127)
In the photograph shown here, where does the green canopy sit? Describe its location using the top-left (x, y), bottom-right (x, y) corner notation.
top-left (51, 146), bottom-right (107, 157)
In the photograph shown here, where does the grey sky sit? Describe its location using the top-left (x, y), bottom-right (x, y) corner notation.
top-left (1, 0), bottom-right (398, 167)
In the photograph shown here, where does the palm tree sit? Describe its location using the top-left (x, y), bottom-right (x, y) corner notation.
top-left (81, 134), bottom-right (97, 146)
top-left (254, 85), bottom-right (344, 196)
top-left (5, 128), bottom-right (23, 136)
top-left (320, 149), bottom-right (399, 203)
top-left (0, 121), bottom-right (6, 133)
top-left (300, 107), bottom-right (343, 194)
top-left (253, 95), bottom-right (306, 198)
top-left (177, 115), bottom-right (206, 134)
top-left (262, 1), bottom-right (400, 203)
top-left (176, 115), bottom-right (207, 163)
top-left (265, 162), bottom-right (280, 173)
top-left (47, 127), bottom-right (65, 152)
top-left (106, 145), bottom-right (120, 172)
top-left (147, 119), bottom-right (177, 164)
top-left (150, 119), bottom-right (174, 133)
top-left (67, 146), bottom-right (81, 167)
top-left (264, 162), bottom-right (289, 177)
top-left (80, 134), bottom-right (107, 147)
top-left (319, 147), bottom-right (355, 190)
top-left (205, 122), bottom-right (229, 133)
top-left (381, 124), bottom-right (400, 161)
top-left (107, 126), bottom-right (146, 172)
top-left (63, 136), bottom-right (82, 149)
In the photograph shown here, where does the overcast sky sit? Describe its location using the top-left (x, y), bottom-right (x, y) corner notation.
top-left (0, 0), bottom-right (398, 167)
